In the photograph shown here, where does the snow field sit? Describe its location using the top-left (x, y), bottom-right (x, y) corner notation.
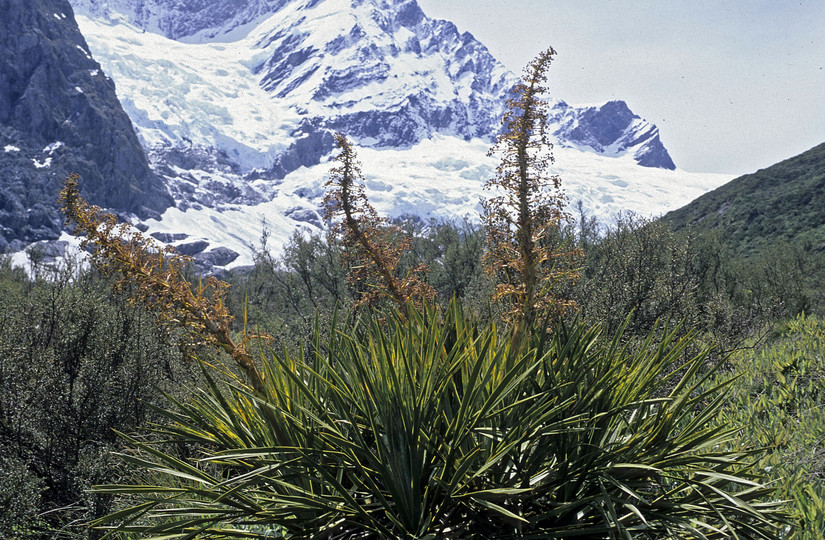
top-left (140, 135), bottom-right (731, 270)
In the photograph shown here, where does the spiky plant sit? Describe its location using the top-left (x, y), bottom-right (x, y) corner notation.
top-left (324, 134), bottom-right (435, 313)
top-left (59, 50), bottom-right (789, 537)
top-left (89, 301), bottom-right (789, 539)
top-left (483, 48), bottom-right (581, 328)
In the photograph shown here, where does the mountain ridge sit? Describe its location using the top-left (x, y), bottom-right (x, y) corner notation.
top-left (70, 0), bottom-right (674, 171)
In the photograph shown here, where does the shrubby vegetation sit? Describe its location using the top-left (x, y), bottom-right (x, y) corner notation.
top-left (91, 305), bottom-right (788, 538)
top-left (565, 208), bottom-right (824, 352)
top-left (3, 50), bottom-right (824, 538)
top-left (664, 142), bottom-right (825, 256)
top-left (6, 209), bottom-right (825, 537)
top-left (713, 314), bottom-right (825, 539)
top-left (0, 257), bottom-right (196, 538)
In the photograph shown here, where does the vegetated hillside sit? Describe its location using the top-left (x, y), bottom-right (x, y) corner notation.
top-left (663, 142), bottom-right (825, 255)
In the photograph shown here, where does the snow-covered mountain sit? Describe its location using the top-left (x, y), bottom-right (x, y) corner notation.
top-left (71, 0), bottom-right (676, 171)
top-left (3, 0), bottom-right (731, 271)
top-left (71, 0), bottom-right (514, 178)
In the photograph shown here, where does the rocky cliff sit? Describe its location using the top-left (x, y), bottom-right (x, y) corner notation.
top-left (549, 100), bottom-right (675, 170)
top-left (0, 0), bottom-right (171, 251)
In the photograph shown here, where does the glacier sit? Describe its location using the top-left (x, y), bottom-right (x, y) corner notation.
top-left (135, 137), bottom-right (730, 270)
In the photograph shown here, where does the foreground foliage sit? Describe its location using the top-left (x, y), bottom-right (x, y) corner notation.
top-left (714, 314), bottom-right (825, 539)
top-left (92, 302), bottom-right (788, 538)
top-left (60, 175), bottom-right (266, 394)
top-left (0, 258), bottom-right (191, 538)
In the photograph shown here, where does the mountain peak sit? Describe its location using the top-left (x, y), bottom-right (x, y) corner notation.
top-left (70, 0), bottom-right (675, 169)
top-left (72, 0), bottom-right (515, 188)
top-left (549, 100), bottom-right (675, 170)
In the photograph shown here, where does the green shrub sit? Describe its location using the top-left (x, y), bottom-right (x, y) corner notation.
top-left (574, 213), bottom-right (700, 336)
top-left (0, 263), bottom-right (193, 537)
top-left (0, 455), bottom-right (46, 539)
top-left (571, 213), bottom-right (821, 346)
top-left (397, 216), bottom-right (489, 308)
top-left (228, 227), bottom-right (351, 354)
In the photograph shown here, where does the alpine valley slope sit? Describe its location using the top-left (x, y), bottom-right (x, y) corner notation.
top-left (663, 141), bottom-right (825, 255)
top-left (59, 0), bottom-right (731, 271)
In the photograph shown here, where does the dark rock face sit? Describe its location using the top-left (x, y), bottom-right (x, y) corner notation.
top-left (150, 231), bottom-right (188, 243)
top-left (194, 246), bottom-right (239, 269)
top-left (569, 101), bottom-right (638, 150)
top-left (175, 239), bottom-right (209, 256)
top-left (634, 137), bottom-right (676, 170)
top-left (269, 121), bottom-right (336, 179)
top-left (285, 206), bottom-right (322, 228)
top-left (0, 0), bottom-right (171, 251)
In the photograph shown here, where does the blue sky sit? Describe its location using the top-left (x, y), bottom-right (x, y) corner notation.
top-left (417, 0), bottom-right (825, 174)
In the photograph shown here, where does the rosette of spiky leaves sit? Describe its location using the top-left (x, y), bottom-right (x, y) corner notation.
top-left (60, 175), bottom-right (264, 393)
top-left (91, 302), bottom-right (789, 539)
top-left (517, 320), bottom-right (790, 538)
top-left (483, 49), bottom-right (582, 328)
top-left (91, 301), bottom-right (564, 538)
top-left (324, 134), bottom-right (435, 313)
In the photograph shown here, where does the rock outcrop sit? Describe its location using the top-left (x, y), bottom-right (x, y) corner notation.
top-left (0, 0), bottom-right (171, 251)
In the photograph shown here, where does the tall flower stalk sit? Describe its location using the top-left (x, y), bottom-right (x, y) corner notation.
top-left (483, 48), bottom-right (581, 328)
top-left (60, 175), bottom-right (265, 393)
top-left (324, 133), bottom-right (434, 313)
